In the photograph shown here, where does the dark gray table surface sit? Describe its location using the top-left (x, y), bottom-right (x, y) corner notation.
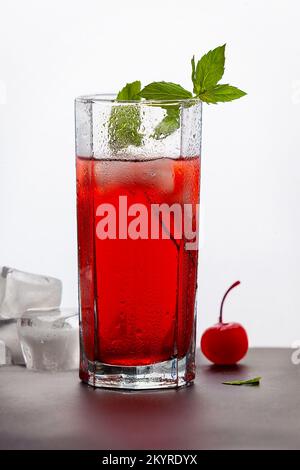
top-left (0, 348), bottom-right (299, 450)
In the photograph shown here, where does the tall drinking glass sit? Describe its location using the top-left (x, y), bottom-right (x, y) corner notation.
top-left (75, 95), bottom-right (202, 389)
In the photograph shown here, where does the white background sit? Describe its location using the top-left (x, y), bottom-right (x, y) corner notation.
top-left (0, 0), bottom-right (299, 346)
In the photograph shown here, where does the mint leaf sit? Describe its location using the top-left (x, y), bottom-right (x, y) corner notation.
top-left (200, 84), bottom-right (247, 104)
top-left (194, 44), bottom-right (226, 94)
top-left (222, 376), bottom-right (261, 386)
top-left (139, 82), bottom-right (192, 101)
top-left (108, 81), bottom-right (143, 151)
top-left (193, 45), bottom-right (246, 104)
top-left (116, 81), bottom-right (141, 101)
top-left (152, 107), bottom-right (180, 139)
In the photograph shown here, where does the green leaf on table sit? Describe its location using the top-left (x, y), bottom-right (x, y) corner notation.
top-left (222, 376), bottom-right (262, 386)
top-left (108, 81), bottom-right (143, 151)
top-left (199, 84), bottom-right (247, 104)
top-left (193, 44), bottom-right (226, 95)
top-left (139, 82), bottom-right (192, 101)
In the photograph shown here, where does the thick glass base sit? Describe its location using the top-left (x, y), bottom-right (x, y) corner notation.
top-left (81, 355), bottom-right (195, 390)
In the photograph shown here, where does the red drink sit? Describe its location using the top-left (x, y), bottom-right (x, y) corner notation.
top-left (76, 156), bottom-right (200, 372)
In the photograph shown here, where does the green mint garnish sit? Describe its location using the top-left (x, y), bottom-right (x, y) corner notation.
top-left (191, 44), bottom-right (225, 95)
top-left (139, 82), bottom-right (192, 101)
top-left (199, 84), bottom-right (247, 104)
top-left (108, 44), bottom-right (246, 149)
top-left (116, 80), bottom-right (142, 101)
top-left (222, 376), bottom-right (262, 386)
top-left (108, 81), bottom-right (143, 151)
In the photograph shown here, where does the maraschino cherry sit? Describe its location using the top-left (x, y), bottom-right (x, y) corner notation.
top-left (201, 281), bottom-right (248, 365)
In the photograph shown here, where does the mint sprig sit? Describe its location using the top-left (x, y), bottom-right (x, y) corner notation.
top-left (108, 44), bottom-right (246, 150)
top-left (222, 376), bottom-right (261, 386)
top-left (139, 45), bottom-right (245, 105)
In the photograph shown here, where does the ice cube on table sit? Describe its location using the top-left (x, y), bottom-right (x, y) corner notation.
top-left (0, 339), bottom-right (12, 365)
top-left (17, 308), bottom-right (79, 371)
top-left (0, 266), bottom-right (62, 320)
top-left (0, 320), bottom-right (23, 364)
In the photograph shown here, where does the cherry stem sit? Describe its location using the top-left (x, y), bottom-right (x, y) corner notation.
top-left (219, 281), bottom-right (241, 323)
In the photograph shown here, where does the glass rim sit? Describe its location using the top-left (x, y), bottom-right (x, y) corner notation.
top-left (75, 93), bottom-right (202, 106)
